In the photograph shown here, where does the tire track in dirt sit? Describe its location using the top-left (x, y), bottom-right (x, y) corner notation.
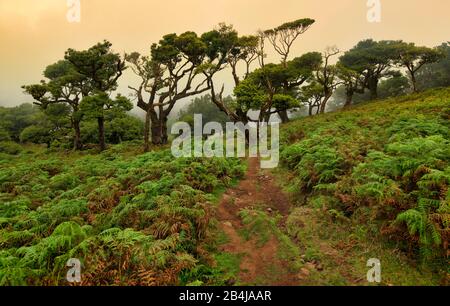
top-left (216, 158), bottom-right (298, 285)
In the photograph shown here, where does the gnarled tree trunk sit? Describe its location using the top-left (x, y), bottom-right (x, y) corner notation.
top-left (410, 72), bottom-right (418, 93)
top-left (143, 110), bottom-right (151, 152)
top-left (98, 117), bottom-right (106, 151)
top-left (368, 77), bottom-right (379, 100)
top-left (319, 92), bottom-right (333, 114)
top-left (344, 89), bottom-right (354, 108)
top-left (277, 109), bottom-right (289, 123)
top-left (73, 119), bottom-right (82, 151)
top-left (150, 111), bottom-right (169, 145)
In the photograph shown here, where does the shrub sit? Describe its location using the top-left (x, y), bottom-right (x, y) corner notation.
top-left (0, 141), bottom-right (23, 155)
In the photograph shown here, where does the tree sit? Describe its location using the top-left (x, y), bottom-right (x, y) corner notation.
top-left (394, 42), bottom-right (444, 92)
top-left (233, 52), bottom-right (321, 123)
top-left (65, 40), bottom-right (126, 150)
top-left (80, 113), bottom-right (144, 145)
top-left (23, 41), bottom-right (125, 150)
top-left (298, 81), bottom-right (324, 116)
top-left (175, 94), bottom-right (231, 131)
top-left (19, 103), bottom-right (71, 147)
top-left (339, 39), bottom-right (398, 100)
top-left (127, 30), bottom-right (219, 149)
top-left (0, 103), bottom-right (40, 141)
top-left (22, 60), bottom-right (85, 149)
top-left (226, 32), bottom-right (260, 86)
top-left (202, 25), bottom-right (265, 126)
top-left (315, 48), bottom-right (342, 113)
top-left (263, 18), bottom-right (315, 121)
top-left (108, 115), bottom-right (144, 144)
top-left (234, 63), bottom-right (291, 122)
top-left (80, 92), bottom-right (132, 151)
top-left (65, 41), bottom-right (126, 94)
top-left (378, 74), bottom-right (411, 99)
top-left (336, 63), bottom-right (365, 107)
top-left (278, 52), bottom-right (322, 120)
top-left (416, 42), bottom-right (450, 90)
top-left (263, 18), bottom-right (315, 65)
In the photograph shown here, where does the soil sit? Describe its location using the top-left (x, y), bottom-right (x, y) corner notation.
top-left (216, 158), bottom-right (298, 285)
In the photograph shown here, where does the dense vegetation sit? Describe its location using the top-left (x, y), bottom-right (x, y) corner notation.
top-left (0, 103), bottom-right (143, 152)
top-left (11, 17), bottom-right (447, 152)
top-left (280, 88), bottom-right (450, 273)
top-left (1, 16), bottom-right (449, 286)
top-left (0, 143), bottom-right (245, 285)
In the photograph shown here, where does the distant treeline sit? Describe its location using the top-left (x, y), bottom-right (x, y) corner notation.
top-left (0, 18), bottom-right (448, 153)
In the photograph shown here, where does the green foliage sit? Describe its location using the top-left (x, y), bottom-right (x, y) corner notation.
top-left (0, 144), bottom-right (244, 285)
top-left (281, 88), bottom-right (450, 264)
top-left (19, 104), bottom-right (72, 146)
top-left (81, 113), bottom-right (143, 144)
top-left (281, 135), bottom-right (344, 191)
top-left (339, 39), bottom-right (401, 99)
top-left (0, 129), bottom-right (10, 142)
top-left (174, 95), bottom-right (231, 130)
top-left (233, 52), bottom-right (322, 118)
top-left (0, 104), bottom-right (41, 142)
top-left (377, 75), bottom-right (411, 98)
top-left (416, 42), bottom-right (450, 90)
top-left (0, 141), bottom-right (23, 155)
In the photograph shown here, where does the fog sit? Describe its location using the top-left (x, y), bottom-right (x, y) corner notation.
top-left (1, 0), bottom-right (449, 118)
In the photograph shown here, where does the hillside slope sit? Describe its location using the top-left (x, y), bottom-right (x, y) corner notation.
top-left (278, 87), bottom-right (449, 283)
top-left (0, 88), bottom-right (448, 286)
top-left (0, 144), bottom-right (245, 285)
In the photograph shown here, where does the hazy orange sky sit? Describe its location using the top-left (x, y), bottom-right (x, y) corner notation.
top-left (1, 0), bottom-right (449, 110)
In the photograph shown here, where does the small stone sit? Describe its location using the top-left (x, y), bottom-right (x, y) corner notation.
top-left (226, 278), bottom-right (236, 286)
top-left (315, 263), bottom-right (324, 271)
top-left (299, 268), bottom-right (310, 277)
top-left (223, 221), bottom-right (232, 227)
top-left (305, 262), bottom-right (316, 270)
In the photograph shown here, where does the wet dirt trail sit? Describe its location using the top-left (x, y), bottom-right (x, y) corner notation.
top-left (216, 158), bottom-right (298, 285)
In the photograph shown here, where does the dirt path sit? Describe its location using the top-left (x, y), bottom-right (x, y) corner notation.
top-left (216, 158), bottom-right (298, 285)
top-left (215, 158), bottom-right (443, 286)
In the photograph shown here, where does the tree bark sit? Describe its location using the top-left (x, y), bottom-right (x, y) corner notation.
top-left (150, 112), bottom-right (169, 145)
top-left (236, 107), bottom-right (248, 125)
top-left (410, 71), bottom-right (418, 93)
top-left (150, 114), bottom-right (162, 145)
top-left (143, 110), bottom-right (151, 152)
top-left (73, 119), bottom-right (82, 150)
top-left (98, 117), bottom-right (106, 151)
top-left (277, 109), bottom-right (289, 123)
top-left (368, 77), bottom-right (379, 100)
top-left (320, 94), bottom-right (332, 114)
top-left (262, 110), bottom-right (272, 123)
top-left (161, 116), bottom-right (169, 144)
top-left (344, 89), bottom-right (354, 108)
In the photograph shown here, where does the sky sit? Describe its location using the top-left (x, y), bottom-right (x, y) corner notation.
top-left (0, 0), bottom-right (449, 115)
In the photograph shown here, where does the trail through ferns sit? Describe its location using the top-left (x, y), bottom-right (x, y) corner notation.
top-left (216, 158), bottom-right (297, 285)
top-left (215, 157), bottom-right (361, 285)
top-left (215, 157), bottom-right (443, 286)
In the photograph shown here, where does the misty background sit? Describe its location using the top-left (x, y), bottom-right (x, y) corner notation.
top-left (1, 0), bottom-right (449, 118)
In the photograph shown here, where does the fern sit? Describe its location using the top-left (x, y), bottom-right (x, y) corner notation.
top-left (397, 208), bottom-right (441, 246)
